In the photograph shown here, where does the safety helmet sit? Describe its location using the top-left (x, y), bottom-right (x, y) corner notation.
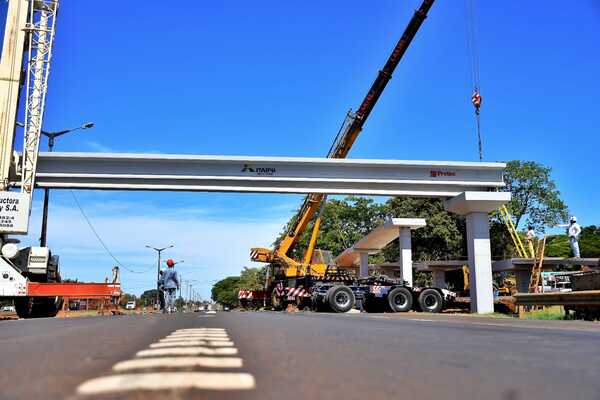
top-left (166, 258), bottom-right (175, 267)
top-left (570, 216), bottom-right (577, 222)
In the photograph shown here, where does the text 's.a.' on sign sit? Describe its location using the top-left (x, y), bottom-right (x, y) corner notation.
top-left (0, 192), bottom-right (29, 234)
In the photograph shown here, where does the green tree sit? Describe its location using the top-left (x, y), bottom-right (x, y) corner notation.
top-left (382, 197), bottom-right (465, 262)
top-left (237, 267), bottom-right (266, 291)
top-left (140, 289), bottom-right (159, 307)
top-left (502, 160), bottom-right (568, 231)
top-left (274, 196), bottom-right (387, 261)
top-left (211, 276), bottom-right (241, 308)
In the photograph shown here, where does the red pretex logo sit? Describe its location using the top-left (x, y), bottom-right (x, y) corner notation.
top-left (430, 170), bottom-right (456, 178)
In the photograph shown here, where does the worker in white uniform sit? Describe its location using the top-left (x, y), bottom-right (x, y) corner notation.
top-left (526, 225), bottom-right (536, 258)
top-left (567, 216), bottom-right (582, 258)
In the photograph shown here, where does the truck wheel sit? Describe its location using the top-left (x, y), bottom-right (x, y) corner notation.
top-left (327, 285), bottom-right (355, 313)
top-left (14, 297), bottom-right (34, 318)
top-left (418, 289), bottom-right (443, 313)
top-left (387, 287), bottom-right (413, 312)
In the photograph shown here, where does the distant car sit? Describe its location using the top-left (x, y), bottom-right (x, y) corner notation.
top-left (1, 305), bottom-right (15, 312)
top-left (125, 301), bottom-right (136, 310)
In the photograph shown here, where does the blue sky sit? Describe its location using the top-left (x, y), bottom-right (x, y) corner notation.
top-left (14, 1), bottom-right (600, 297)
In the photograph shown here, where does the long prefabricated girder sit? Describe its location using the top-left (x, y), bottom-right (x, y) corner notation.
top-left (12, 152), bottom-right (506, 197)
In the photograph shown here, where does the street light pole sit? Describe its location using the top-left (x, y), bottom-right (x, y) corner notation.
top-left (145, 244), bottom-right (173, 309)
top-left (16, 121), bottom-right (95, 247)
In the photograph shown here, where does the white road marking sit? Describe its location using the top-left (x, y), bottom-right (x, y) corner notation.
top-left (205, 311), bottom-right (217, 314)
top-left (77, 372), bottom-right (255, 394)
top-left (406, 318), bottom-right (435, 322)
top-left (137, 347), bottom-right (238, 357)
top-left (169, 332), bottom-right (229, 337)
top-left (160, 337), bottom-right (231, 343)
top-left (166, 335), bottom-right (230, 340)
top-left (150, 341), bottom-right (234, 348)
top-left (113, 357), bottom-right (243, 371)
top-left (175, 328), bottom-right (226, 332)
top-left (198, 315), bottom-right (215, 317)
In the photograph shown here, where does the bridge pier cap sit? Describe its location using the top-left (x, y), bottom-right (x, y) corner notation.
top-left (444, 192), bottom-right (511, 314)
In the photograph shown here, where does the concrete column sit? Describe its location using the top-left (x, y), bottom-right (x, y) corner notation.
top-left (359, 252), bottom-right (369, 278)
top-left (465, 212), bottom-right (494, 313)
top-left (444, 191), bottom-right (511, 314)
top-left (515, 270), bottom-right (531, 293)
top-left (432, 270), bottom-right (446, 288)
top-left (399, 227), bottom-right (413, 287)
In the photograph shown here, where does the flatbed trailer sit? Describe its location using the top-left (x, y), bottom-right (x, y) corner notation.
top-left (9, 281), bottom-right (121, 318)
top-left (267, 275), bottom-right (455, 314)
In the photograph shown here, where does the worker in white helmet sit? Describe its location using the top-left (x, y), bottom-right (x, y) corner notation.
top-left (567, 216), bottom-right (582, 258)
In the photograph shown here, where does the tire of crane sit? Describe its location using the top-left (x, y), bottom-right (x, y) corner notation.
top-left (387, 287), bottom-right (413, 313)
top-left (418, 289), bottom-right (444, 313)
top-left (14, 297), bottom-right (34, 319)
top-left (326, 285), bottom-right (355, 313)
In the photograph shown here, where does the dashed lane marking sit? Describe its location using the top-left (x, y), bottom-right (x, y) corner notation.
top-left (76, 327), bottom-right (254, 396)
top-left (150, 340), bottom-right (235, 348)
top-left (169, 332), bottom-right (229, 337)
top-left (77, 372), bottom-right (255, 395)
top-left (137, 346), bottom-right (238, 357)
top-left (112, 357), bottom-right (243, 371)
top-left (175, 328), bottom-right (226, 332)
top-left (160, 337), bottom-right (231, 343)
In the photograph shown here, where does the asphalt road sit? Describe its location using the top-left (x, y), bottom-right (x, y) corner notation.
top-left (0, 311), bottom-right (599, 400)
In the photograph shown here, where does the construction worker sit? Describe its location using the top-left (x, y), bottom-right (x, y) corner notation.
top-left (160, 259), bottom-right (180, 313)
top-left (526, 225), bottom-right (536, 258)
top-left (567, 216), bottom-right (582, 258)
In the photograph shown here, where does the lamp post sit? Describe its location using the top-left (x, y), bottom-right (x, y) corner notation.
top-left (145, 244), bottom-right (173, 308)
top-left (17, 121), bottom-right (95, 246)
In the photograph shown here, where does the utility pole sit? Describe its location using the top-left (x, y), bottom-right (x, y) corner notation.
top-left (145, 244), bottom-right (173, 309)
top-left (16, 121), bottom-right (94, 246)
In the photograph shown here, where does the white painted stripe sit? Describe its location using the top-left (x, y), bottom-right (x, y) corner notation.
top-left (150, 341), bottom-right (234, 348)
top-left (137, 347), bottom-right (238, 357)
top-left (198, 315), bottom-right (215, 317)
top-left (113, 357), bottom-right (243, 371)
top-left (166, 335), bottom-right (230, 340)
top-left (159, 336), bottom-right (231, 343)
top-left (169, 332), bottom-right (227, 337)
top-left (77, 372), bottom-right (255, 394)
top-left (205, 311), bottom-right (217, 314)
top-left (171, 330), bottom-right (228, 334)
top-left (175, 328), bottom-right (226, 332)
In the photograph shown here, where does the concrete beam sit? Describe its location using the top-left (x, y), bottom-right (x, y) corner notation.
top-left (14, 152), bottom-right (507, 196)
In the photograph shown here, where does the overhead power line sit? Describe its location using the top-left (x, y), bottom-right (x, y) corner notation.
top-left (69, 190), bottom-right (152, 274)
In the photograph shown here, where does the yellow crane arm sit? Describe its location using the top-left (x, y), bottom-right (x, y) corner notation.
top-left (251, 0), bottom-right (436, 266)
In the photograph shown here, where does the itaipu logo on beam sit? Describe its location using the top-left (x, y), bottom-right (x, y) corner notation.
top-left (241, 164), bottom-right (276, 176)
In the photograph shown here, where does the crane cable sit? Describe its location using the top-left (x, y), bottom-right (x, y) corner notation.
top-left (69, 191), bottom-right (153, 274)
top-left (465, 0), bottom-right (483, 161)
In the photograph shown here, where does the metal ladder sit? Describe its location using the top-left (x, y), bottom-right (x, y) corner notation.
top-left (499, 205), bottom-right (529, 258)
top-left (528, 235), bottom-right (547, 293)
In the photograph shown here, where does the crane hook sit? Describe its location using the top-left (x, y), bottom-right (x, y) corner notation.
top-left (471, 90), bottom-right (482, 115)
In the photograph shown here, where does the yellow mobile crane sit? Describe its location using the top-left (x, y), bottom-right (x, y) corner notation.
top-left (250, 0), bottom-right (438, 311)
